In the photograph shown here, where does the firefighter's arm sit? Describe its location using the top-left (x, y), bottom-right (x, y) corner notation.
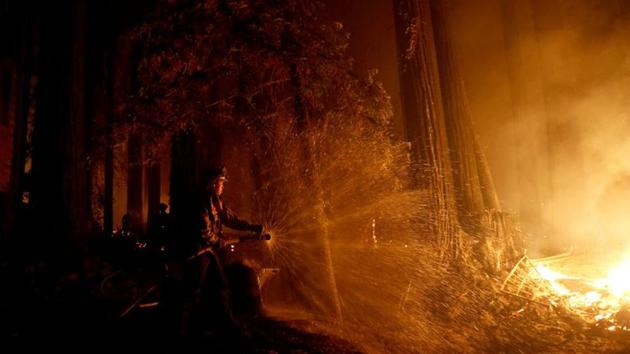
top-left (199, 208), bottom-right (214, 240)
top-left (222, 207), bottom-right (263, 233)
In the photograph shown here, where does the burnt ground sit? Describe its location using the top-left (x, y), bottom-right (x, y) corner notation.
top-left (441, 271), bottom-right (630, 354)
top-left (1, 307), bottom-right (360, 353)
top-left (0, 257), bottom-right (361, 353)
top-left (2, 257), bottom-right (630, 353)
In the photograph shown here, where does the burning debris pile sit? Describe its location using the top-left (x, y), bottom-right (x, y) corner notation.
top-left (502, 253), bottom-right (630, 332)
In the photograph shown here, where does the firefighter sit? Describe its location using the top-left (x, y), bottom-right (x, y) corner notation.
top-left (192, 166), bottom-right (263, 334)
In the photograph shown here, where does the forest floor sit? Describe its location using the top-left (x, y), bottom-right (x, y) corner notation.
top-left (470, 276), bottom-right (629, 354)
top-left (2, 256), bottom-right (630, 353)
top-left (329, 267), bottom-right (630, 353)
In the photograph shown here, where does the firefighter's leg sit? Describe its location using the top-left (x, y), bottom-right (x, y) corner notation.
top-left (198, 250), bottom-right (238, 330)
top-left (160, 261), bottom-right (187, 337)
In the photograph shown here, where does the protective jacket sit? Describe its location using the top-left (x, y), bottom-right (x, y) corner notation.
top-left (199, 193), bottom-right (262, 248)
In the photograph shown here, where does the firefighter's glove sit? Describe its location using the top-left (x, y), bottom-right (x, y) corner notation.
top-left (251, 224), bottom-right (264, 234)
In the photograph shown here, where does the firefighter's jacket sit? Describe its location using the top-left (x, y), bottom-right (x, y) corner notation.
top-left (199, 195), bottom-right (260, 249)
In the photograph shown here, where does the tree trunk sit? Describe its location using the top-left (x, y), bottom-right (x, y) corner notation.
top-left (169, 129), bottom-right (198, 254)
top-left (146, 161), bottom-right (161, 231)
top-left (393, 0), bottom-right (461, 255)
top-left (103, 50), bottom-right (114, 235)
top-left (407, 0), bottom-right (522, 269)
top-left (66, 0), bottom-right (89, 252)
top-left (430, 0), bottom-right (501, 226)
top-left (32, 1), bottom-right (86, 260)
top-left (127, 132), bottom-right (143, 233)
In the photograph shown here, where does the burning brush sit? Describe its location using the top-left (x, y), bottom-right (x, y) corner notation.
top-left (502, 253), bottom-right (630, 332)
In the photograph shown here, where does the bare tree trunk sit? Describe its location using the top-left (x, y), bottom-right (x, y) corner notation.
top-left (104, 52), bottom-right (114, 235)
top-left (68, 0), bottom-right (89, 251)
top-left (101, 3), bottom-right (116, 235)
top-left (393, 0), bottom-right (461, 255)
top-left (127, 132), bottom-right (143, 233)
top-left (430, 0), bottom-right (500, 224)
top-left (146, 161), bottom-right (161, 231)
top-left (169, 129), bottom-right (198, 255)
top-left (5, 14), bottom-right (37, 255)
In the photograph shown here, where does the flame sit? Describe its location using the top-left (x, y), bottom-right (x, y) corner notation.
top-left (594, 259), bottom-right (630, 298)
top-left (534, 265), bottom-right (571, 296)
top-left (533, 258), bottom-right (630, 330)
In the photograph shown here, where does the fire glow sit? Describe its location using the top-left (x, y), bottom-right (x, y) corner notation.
top-left (533, 259), bottom-right (630, 331)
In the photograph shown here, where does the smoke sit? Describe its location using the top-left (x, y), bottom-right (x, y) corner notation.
top-left (559, 75), bottom-right (630, 249)
top-left (532, 0), bottom-right (630, 253)
top-left (450, 0), bottom-right (630, 255)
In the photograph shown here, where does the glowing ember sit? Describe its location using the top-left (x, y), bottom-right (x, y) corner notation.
top-left (533, 259), bottom-right (630, 330)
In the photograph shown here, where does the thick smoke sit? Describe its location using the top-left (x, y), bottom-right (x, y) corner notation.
top-left (450, 0), bottom-right (630, 256)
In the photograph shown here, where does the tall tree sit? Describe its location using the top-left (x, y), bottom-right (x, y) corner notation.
top-left (394, 0), bottom-right (520, 266)
top-left (432, 0), bottom-right (523, 268)
top-left (430, 0), bottom-right (500, 219)
top-left (393, 0), bottom-right (462, 255)
top-left (32, 0), bottom-right (91, 259)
